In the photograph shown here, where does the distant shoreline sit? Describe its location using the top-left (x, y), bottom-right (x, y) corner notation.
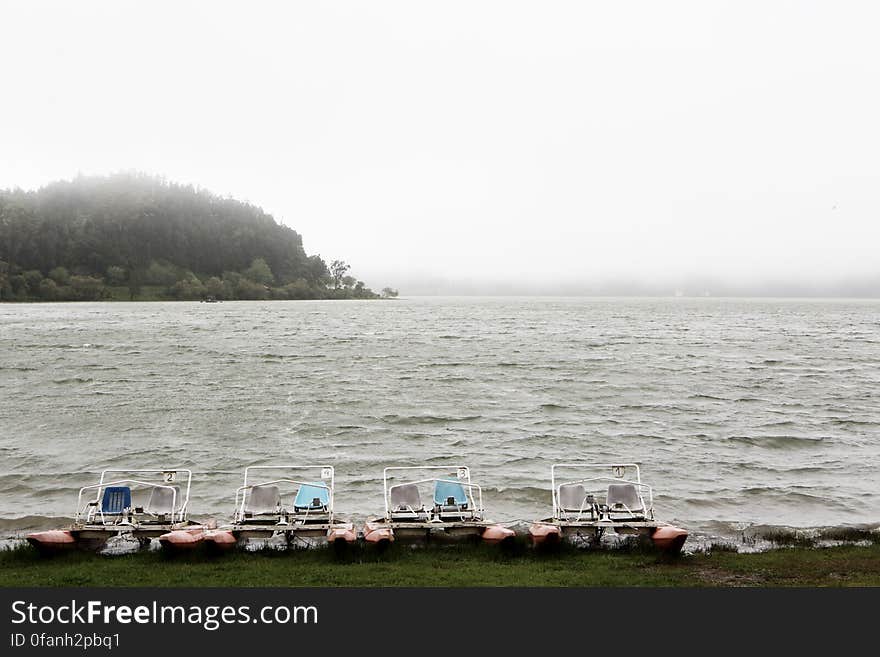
top-left (0, 297), bottom-right (396, 304)
top-left (0, 283), bottom-right (398, 304)
top-left (5, 294), bottom-right (880, 303)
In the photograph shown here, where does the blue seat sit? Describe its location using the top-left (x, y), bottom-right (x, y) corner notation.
top-left (293, 482), bottom-right (330, 511)
top-left (101, 486), bottom-right (132, 515)
top-left (434, 479), bottom-right (468, 506)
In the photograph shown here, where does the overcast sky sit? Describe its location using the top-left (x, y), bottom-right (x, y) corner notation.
top-left (1, 1), bottom-right (878, 294)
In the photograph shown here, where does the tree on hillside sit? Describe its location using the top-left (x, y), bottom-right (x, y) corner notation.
top-left (48, 266), bottom-right (70, 285)
top-left (106, 266), bottom-right (126, 286)
top-left (144, 260), bottom-right (178, 286)
top-left (39, 278), bottom-right (59, 300)
top-left (0, 260), bottom-right (10, 300)
top-left (244, 257), bottom-right (274, 285)
top-left (68, 275), bottom-right (105, 301)
top-left (330, 260), bottom-right (350, 289)
top-left (204, 276), bottom-right (225, 299)
top-left (127, 267), bottom-right (143, 301)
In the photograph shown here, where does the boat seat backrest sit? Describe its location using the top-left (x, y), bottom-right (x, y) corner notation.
top-left (146, 486), bottom-right (179, 515)
top-left (606, 483), bottom-right (643, 512)
top-left (101, 486), bottom-right (132, 514)
top-left (558, 484), bottom-right (587, 511)
top-left (433, 479), bottom-right (468, 507)
top-left (390, 483), bottom-right (422, 510)
top-left (246, 485), bottom-right (281, 515)
top-left (294, 482), bottom-right (330, 511)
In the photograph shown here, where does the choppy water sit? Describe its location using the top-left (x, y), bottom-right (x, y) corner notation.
top-left (1, 297), bottom-right (879, 546)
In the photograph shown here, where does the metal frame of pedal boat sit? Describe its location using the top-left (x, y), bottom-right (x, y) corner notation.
top-left (367, 465), bottom-right (494, 543)
top-left (226, 465), bottom-right (349, 546)
top-left (70, 468), bottom-right (195, 548)
top-left (533, 463), bottom-right (673, 545)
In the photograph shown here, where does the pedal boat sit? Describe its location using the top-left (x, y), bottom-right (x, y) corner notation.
top-left (529, 463), bottom-right (688, 553)
top-left (197, 465), bottom-right (356, 550)
top-left (362, 465), bottom-right (515, 546)
top-left (27, 469), bottom-right (200, 554)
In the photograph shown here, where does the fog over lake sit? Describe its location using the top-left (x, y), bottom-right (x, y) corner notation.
top-left (2, 2), bottom-right (879, 296)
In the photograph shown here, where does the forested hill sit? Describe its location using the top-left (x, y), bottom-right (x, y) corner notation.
top-left (0, 174), bottom-right (394, 301)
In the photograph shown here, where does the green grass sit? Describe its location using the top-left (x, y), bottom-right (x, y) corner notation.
top-left (2, 542), bottom-right (879, 587)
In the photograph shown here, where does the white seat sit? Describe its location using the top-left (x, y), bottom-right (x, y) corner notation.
top-left (389, 483), bottom-right (427, 520)
top-left (245, 485), bottom-right (281, 515)
top-left (390, 483), bottom-right (421, 509)
top-left (145, 486), bottom-right (179, 516)
top-left (606, 483), bottom-right (644, 515)
top-left (558, 484), bottom-right (588, 512)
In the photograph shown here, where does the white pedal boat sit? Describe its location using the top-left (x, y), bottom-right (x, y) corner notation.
top-left (362, 465), bottom-right (515, 546)
top-left (27, 469), bottom-right (200, 553)
top-left (158, 465), bottom-right (356, 551)
top-left (529, 463), bottom-right (688, 553)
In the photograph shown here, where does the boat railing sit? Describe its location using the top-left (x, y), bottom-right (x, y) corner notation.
top-left (91, 469), bottom-right (192, 522)
top-left (234, 465), bottom-right (335, 524)
top-left (385, 479), bottom-right (484, 522)
top-left (233, 479), bottom-right (333, 524)
top-left (75, 478), bottom-right (184, 525)
top-left (550, 463), bottom-right (651, 521)
top-left (382, 465), bottom-right (482, 521)
top-left (554, 477), bottom-right (654, 522)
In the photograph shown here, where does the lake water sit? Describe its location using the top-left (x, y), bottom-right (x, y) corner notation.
top-left (1, 297), bottom-right (878, 547)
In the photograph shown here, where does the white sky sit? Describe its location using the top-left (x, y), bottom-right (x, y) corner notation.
top-left (1, 1), bottom-right (879, 293)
